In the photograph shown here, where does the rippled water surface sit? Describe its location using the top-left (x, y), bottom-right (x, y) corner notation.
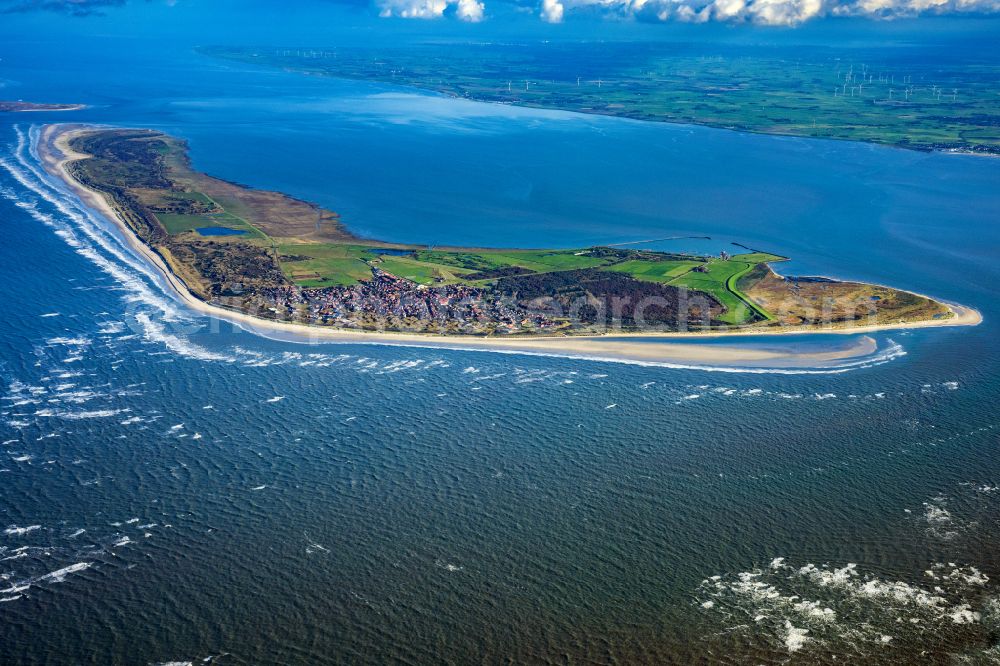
top-left (1, 41), bottom-right (999, 664)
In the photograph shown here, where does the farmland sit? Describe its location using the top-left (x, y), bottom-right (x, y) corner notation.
top-left (204, 42), bottom-right (1000, 154)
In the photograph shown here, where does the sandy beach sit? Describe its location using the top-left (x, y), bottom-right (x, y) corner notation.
top-left (37, 123), bottom-right (982, 368)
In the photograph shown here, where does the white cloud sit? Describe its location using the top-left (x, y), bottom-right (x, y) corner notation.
top-left (456, 0), bottom-right (486, 20)
top-left (374, 0), bottom-right (1000, 23)
top-left (544, 0), bottom-right (1000, 24)
top-left (541, 0), bottom-right (566, 20)
top-left (377, 0), bottom-right (453, 19)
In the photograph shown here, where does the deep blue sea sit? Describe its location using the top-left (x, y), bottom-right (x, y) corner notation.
top-left (1, 40), bottom-right (999, 664)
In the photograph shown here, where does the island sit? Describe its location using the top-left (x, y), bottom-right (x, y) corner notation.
top-left (37, 125), bottom-right (979, 358)
top-left (0, 101), bottom-right (84, 113)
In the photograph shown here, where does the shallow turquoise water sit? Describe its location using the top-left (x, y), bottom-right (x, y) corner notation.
top-left (0, 41), bottom-right (999, 664)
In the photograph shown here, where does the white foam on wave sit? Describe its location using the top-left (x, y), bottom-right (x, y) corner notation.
top-left (2, 130), bottom-right (188, 326)
top-left (46, 336), bottom-right (90, 347)
top-left (96, 320), bottom-right (126, 335)
top-left (4, 525), bottom-right (41, 536)
top-left (917, 496), bottom-right (971, 540)
top-left (435, 559), bottom-right (463, 572)
top-left (304, 532), bottom-right (330, 555)
top-left (699, 558), bottom-right (996, 657)
top-left (50, 408), bottom-right (129, 420)
top-left (135, 313), bottom-right (236, 363)
top-left (36, 561), bottom-right (91, 583)
top-left (3, 125), bottom-right (259, 368)
top-left (212, 313), bottom-right (914, 376)
top-left (783, 621), bottom-right (810, 652)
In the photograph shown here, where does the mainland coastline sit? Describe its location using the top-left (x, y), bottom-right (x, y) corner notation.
top-left (37, 123), bottom-right (981, 367)
top-left (1, 101), bottom-right (85, 113)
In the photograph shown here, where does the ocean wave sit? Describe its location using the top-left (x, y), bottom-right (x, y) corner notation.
top-left (2, 561), bottom-right (93, 600)
top-left (134, 314), bottom-right (235, 363)
top-left (51, 409), bottom-right (129, 420)
top-left (3, 525), bottom-right (41, 537)
top-left (1, 126), bottom-right (191, 329)
top-left (698, 558), bottom-right (996, 659)
top-left (0, 151), bottom-right (186, 326)
top-left (36, 562), bottom-right (91, 584)
top-left (45, 336), bottom-right (91, 347)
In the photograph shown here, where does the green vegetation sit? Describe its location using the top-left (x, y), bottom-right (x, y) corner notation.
top-left (203, 43), bottom-right (1000, 154)
top-left (372, 255), bottom-right (474, 285)
top-left (601, 259), bottom-right (702, 283)
top-left (413, 249), bottom-right (611, 274)
top-left (274, 242), bottom-right (785, 324)
top-left (668, 254), bottom-right (780, 324)
top-left (278, 244), bottom-right (372, 287)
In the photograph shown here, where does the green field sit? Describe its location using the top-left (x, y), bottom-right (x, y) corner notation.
top-left (278, 244), bottom-right (372, 287)
top-left (414, 249), bottom-right (612, 274)
top-left (602, 259), bottom-right (702, 283)
top-left (373, 255), bottom-right (475, 284)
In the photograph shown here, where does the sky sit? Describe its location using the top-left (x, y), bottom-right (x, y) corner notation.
top-left (0, 0), bottom-right (998, 43)
top-left (2, 0), bottom-right (1000, 25)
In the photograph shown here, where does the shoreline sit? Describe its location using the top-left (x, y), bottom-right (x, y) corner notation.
top-left (36, 123), bottom-right (982, 367)
top-left (483, 95), bottom-right (1000, 160)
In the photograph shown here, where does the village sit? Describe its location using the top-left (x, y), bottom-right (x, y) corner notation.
top-left (246, 267), bottom-right (561, 334)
